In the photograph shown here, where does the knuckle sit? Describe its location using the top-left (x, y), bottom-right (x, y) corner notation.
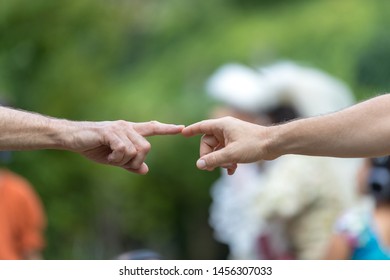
top-left (116, 144), bottom-right (126, 153)
top-left (109, 155), bottom-right (121, 164)
top-left (121, 146), bottom-right (136, 159)
top-left (149, 120), bottom-right (160, 125)
top-left (224, 116), bottom-right (234, 122)
top-left (199, 122), bottom-right (206, 131)
top-left (102, 130), bottom-right (112, 140)
top-left (149, 120), bottom-right (161, 133)
top-left (112, 120), bottom-right (128, 130)
top-left (127, 147), bottom-right (137, 157)
top-left (116, 120), bottom-right (128, 126)
top-left (141, 142), bottom-right (151, 152)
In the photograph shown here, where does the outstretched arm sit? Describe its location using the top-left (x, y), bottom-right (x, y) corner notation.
top-left (182, 94), bottom-right (390, 173)
top-left (269, 93), bottom-right (390, 158)
top-left (0, 106), bottom-right (183, 174)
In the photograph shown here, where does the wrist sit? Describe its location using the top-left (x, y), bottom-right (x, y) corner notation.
top-left (261, 125), bottom-right (281, 160)
top-left (263, 122), bottom-right (294, 160)
top-left (48, 118), bottom-right (83, 151)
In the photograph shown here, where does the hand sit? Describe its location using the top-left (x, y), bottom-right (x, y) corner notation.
top-left (182, 117), bottom-right (270, 175)
top-left (68, 120), bottom-right (184, 174)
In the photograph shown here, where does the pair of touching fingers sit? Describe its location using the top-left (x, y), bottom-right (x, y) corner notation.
top-left (103, 117), bottom-right (251, 175)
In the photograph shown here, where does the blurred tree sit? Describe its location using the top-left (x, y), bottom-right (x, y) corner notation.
top-left (357, 33), bottom-right (390, 93)
top-left (228, 0), bottom-right (307, 9)
top-left (0, 0), bottom-right (221, 259)
top-left (0, 0), bottom-right (386, 260)
top-left (0, 0), bottom-right (132, 116)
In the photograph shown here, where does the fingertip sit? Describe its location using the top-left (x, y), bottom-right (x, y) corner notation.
top-left (227, 167), bottom-right (236, 175)
top-left (181, 122), bottom-right (202, 137)
top-left (107, 153), bottom-right (115, 163)
top-left (196, 159), bottom-right (207, 170)
top-left (168, 124), bottom-right (185, 134)
top-left (181, 127), bottom-right (189, 136)
top-left (181, 126), bottom-right (198, 137)
top-left (138, 163), bottom-right (149, 174)
top-left (125, 163), bottom-right (149, 175)
top-left (179, 125), bottom-right (186, 133)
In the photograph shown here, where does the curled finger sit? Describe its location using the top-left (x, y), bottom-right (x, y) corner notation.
top-left (108, 135), bottom-right (136, 165)
top-left (124, 162), bottom-right (149, 175)
top-left (122, 133), bottom-right (151, 170)
top-left (200, 134), bottom-right (221, 158)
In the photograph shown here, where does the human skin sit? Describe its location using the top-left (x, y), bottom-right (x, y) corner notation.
top-left (182, 94), bottom-right (390, 174)
top-left (0, 106), bottom-right (183, 174)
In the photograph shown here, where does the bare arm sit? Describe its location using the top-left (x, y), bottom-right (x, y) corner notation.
top-left (0, 106), bottom-right (183, 174)
top-left (182, 94), bottom-right (390, 172)
top-left (323, 234), bottom-right (351, 260)
top-left (0, 106), bottom-right (63, 150)
top-left (269, 94), bottom-right (390, 158)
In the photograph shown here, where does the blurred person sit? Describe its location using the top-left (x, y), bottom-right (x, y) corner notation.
top-left (206, 105), bottom-right (273, 260)
top-left (0, 152), bottom-right (46, 259)
top-left (325, 156), bottom-right (390, 260)
top-left (116, 249), bottom-right (162, 260)
top-left (204, 62), bottom-right (361, 259)
top-left (204, 64), bottom-right (284, 259)
top-left (182, 93), bottom-right (390, 173)
top-left (0, 105), bottom-right (183, 174)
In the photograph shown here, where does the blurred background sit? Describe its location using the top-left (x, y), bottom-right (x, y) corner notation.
top-left (1, 0), bottom-right (390, 259)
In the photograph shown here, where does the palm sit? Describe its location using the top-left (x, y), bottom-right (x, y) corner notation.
top-left (81, 145), bottom-right (113, 165)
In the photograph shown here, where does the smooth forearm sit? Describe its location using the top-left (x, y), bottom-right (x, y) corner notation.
top-left (267, 94), bottom-right (390, 158)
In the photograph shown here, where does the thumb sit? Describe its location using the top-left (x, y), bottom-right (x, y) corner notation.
top-left (196, 148), bottom-right (232, 171)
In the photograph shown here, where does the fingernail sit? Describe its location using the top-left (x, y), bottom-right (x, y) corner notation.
top-left (196, 159), bottom-right (207, 169)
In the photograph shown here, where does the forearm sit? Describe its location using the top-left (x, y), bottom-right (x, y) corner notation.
top-left (267, 94), bottom-right (390, 158)
top-left (0, 106), bottom-right (75, 151)
top-left (323, 235), bottom-right (351, 260)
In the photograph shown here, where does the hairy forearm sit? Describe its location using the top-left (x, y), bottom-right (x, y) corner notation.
top-left (267, 94), bottom-right (390, 158)
top-left (0, 106), bottom-right (73, 150)
top-left (0, 105), bottom-right (184, 173)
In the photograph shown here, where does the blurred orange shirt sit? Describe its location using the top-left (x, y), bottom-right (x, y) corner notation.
top-left (0, 169), bottom-right (46, 259)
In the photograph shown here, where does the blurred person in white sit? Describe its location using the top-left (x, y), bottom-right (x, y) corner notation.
top-left (205, 61), bottom-right (362, 259)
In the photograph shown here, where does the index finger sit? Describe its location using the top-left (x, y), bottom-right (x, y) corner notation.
top-left (182, 120), bottom-right (219, 137)
top-left (134, 121), bottom-right (184, 137)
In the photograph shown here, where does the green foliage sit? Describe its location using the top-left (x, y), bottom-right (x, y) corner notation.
top-left (1, 0), bottom-right (389, 259)
top-left (357, 32), bottom-right (390, 93)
